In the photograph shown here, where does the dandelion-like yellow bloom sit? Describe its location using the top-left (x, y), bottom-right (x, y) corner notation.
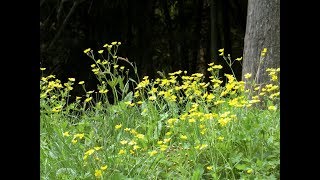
top-left (85, 97), bottom-right (93, 103)
top-left (128, 140), bottom-right (137, 146)
top-left (118, 149), bottom-right (126, 155)
top-left (163, 138), bottom-right (171, 143)
top-left (212, 65), bottom-right (223, 69)
top-left (130, 150), bottom-right (135, 154)
top-left (199, 144), bottom-right (208, 150)
top-left (130, 129), bottom-right (138, 135)
top-left (117, 42), bottom-right (121, 45)
top-left (40, 68), bottom-right (46, 71)
top-left (235, 57), bottom-right (243, 61)
top-left (268, 106), bottom-right (277, 111)
top-left (136, 134), bottom-right (145, 139)
top-left (120, 140), bottom-right (128, 145)
top-left (207, 166), bottom-right (213, 170)
top-left (120, 66), bottom-right (125, 70)
top-left (98, 50), bottom-right (104, 54)
top-left (261, 48), bottom-right (267, 57)
top-left (244, 73), bottom-right (252, 79)
top-left (101, 165), bottom-right (108, 170)
top-left (115, 124), bottom-right (122, 129)
top-left (85, 149), bottom-right (95, 156)
top-left (148, 96), bottom-right (157, 101)
top-left (111, 42), bottom-right (117, 45)
top-left (214, 100), bottom-right (225, 105)
top-left (74, 133), bottom-right (84, 139)
top-left (217, 136), bottom-right (224, 141)
top-left (83, 48), bottom-right (91, 54)
top-left (63, 132), bottom-right (70, 137)
top-left (94, 169), bottom-right (102, 178)
top-left (180, 135), bottom-right (187, 140)
top-left (68, 78), bottom-right (75, 82)
top-left (77, 81), bottom-right (84, 85)
top-left (218, 118), bottom-right (231, 127)
top-left (99, 89), bottom-right (108, 94)
top-left (133, 145), bottom-right (140, 150)
top-left (247, 169), bottom-right (253, 174)
top-left (51, 107), bottom-right (61, 113)
top-left (165, 132), bottom-right (172, 136)
top-left (218, 48), bottom-right (224, 56)
top-left (124, 128), bottom-right (131, 132)
top-left (160, 144), bottom-right (168, 151)
top-left (113, 65), bottom-right (119, 69)
top-left (71, 139), bottom-right (78, 144)
top-left (200, 129), bottom-right (207, 135)
top-left (94, 146), bottom-right (102, 151)
top-left (148, 150), bottom-right (158, 156)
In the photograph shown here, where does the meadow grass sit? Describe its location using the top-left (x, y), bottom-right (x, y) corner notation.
top-left (40, 43), bottom-right (280, 179)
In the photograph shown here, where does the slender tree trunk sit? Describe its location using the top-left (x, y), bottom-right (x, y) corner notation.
top-left (242, 0), bottom-right (280, 85)
top-left (210, 0), bottom-right (219, 63)
top-left (197, 0), bottom-right (210, 75)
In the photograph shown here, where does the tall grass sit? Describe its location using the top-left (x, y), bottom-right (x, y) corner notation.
top-left (40, 42), bottom-right (280, 179)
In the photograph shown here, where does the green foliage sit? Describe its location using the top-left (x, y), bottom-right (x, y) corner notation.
top-left (40, 44), bottom-right (280, 179)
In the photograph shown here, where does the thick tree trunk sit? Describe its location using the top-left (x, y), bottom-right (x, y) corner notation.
top-left (242, 0), bottom-right (280, 85)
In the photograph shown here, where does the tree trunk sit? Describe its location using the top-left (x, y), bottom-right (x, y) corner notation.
top-left (197, 0), bottom-right (210, 75)
top-left (210, 0), bottom-right (219, 62)
top-left (242, 0), bottom-right (280, 85)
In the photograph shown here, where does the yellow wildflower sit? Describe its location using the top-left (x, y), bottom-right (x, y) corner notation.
top-left (120, 140), bottom-right (128, 145)
top-left (207, 166), bottom-right (213, 170)
top-left (235, 57), bottom-right (242, 61)
top-left (136, 134), bottom-right (145, 139)
top-left (115, 124), bottom-right (122, 129)
top-left (63, 132), bottom-right (70, 137)
top-left (247, 169), bottom-right (253, 174)
top-left (244, 73), bottom-right (252, 79)
top-left (94, 146), bottom-right (102, 151)
top-left (84, 149), bottom-right (95, 156)
top-left (180, 135), bottom-right (187, 140)
top-left (217, 136), bottom-right (224, 141)
top-left (83, 48), bottom-right (91, 54)
top-left (94, 169), bottom-right (102, 178)
top-left (268, 106), bottom-right (277, 111)
top-left (101, 165), bottom-right (108, 170)
top-left (148, 150), bottom-right (158, 156)
top-left (85, 97), bottom-right (92, 102)
top-left (118, 149), bottom-right (126, 155)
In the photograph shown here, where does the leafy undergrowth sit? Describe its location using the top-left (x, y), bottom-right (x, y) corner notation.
top-left (40, 43), bottom-right (279, 179)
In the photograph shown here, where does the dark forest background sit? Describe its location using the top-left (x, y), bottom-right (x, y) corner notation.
top-left (40, 0), bottom-right (248, 96)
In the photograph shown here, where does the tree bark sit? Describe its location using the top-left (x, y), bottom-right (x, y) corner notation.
top-left (210, 0), bottom-right (219, 62)
top-left (242, 0), bottom-right (280, 85)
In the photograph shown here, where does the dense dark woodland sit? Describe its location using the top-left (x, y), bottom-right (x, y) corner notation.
top-left (40, 0), bottom-right (249, 97)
